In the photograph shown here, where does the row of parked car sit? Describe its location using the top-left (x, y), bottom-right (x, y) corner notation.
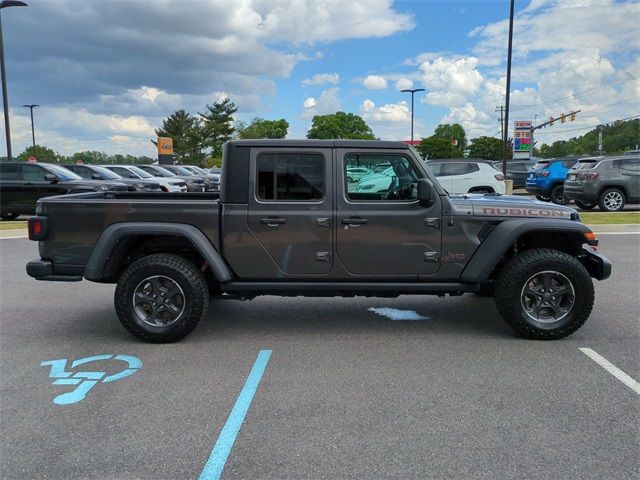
top-left (0, 161), bottom-right (220, 220)
top-left (525, 153), bottom-right (639, 211)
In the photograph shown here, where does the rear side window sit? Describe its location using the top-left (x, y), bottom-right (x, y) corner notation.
top-left (0, 162), bottom-right (20, 180)
top-left (257, 153), bottom-right (324, 201)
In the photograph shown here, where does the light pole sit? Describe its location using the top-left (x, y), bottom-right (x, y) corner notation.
top-left (401, 88), bottom-right (425, 143)
top-left (22, 103), bottom-right (38, 148)
top-left (0, 0), bottom-right (27, 161)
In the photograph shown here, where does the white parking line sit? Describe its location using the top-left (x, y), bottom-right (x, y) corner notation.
top-left (0, 233), bottom-right (28, 240)
top-left (579, 348), bottom-right (640, 395)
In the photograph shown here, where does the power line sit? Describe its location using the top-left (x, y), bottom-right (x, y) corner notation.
top-left (511, 66), bottom-right (640, 110)
top-left (534, 114), bottom-right (640, 135)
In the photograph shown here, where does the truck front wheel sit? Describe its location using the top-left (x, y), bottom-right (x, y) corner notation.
top-left (114, 254), bottom-right (209, 343)
top-left (494, 248), bottom-right (594, 340)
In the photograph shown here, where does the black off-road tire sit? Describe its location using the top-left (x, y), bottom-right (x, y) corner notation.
top-left (550, 185), bottom-right (570, 205)
top-left (494, 248), bottom-right (594, 340)
top-left (1, 212), bottom-right (20, 220)
top-left (115, 254), bottom-right (209, 343)
top-left (598, 188), bottom-right (626, 212)
top-left (575, 201), bottom-right (596, 210)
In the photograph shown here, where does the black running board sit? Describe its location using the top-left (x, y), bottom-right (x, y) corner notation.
top-left (221, 282), bottom-right (479, 297)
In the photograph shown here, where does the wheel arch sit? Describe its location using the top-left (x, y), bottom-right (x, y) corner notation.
top-left (596, 183), bottom-right (629, 200)
top-left (83, 222), bottom-right (233, 284)
top-left (460, 219), bottom-right (594, 283)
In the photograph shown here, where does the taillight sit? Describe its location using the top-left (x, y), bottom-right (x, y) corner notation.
top-left (28, 216), bottom-right (48, 241)
top-left (539, 171), bottom-right (550, 177)
top-left (578, 172), bottom-right (599, 180)
top-left (494, 173), bottom-right (504, 181)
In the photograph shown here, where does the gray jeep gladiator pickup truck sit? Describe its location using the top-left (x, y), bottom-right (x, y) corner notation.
top-left (26, 140), bottom-right (611, 342)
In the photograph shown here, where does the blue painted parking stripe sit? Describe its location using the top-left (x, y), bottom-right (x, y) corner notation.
top-left (198, 350), bottom-right (272, 480)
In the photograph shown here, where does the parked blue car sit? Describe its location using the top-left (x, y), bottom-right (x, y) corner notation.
top-left (525, 158), bottom-right (579, 204)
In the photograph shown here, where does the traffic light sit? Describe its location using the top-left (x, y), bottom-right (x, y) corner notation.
top-left (561, 113), bottom-right (566, 124)
top-left (570, 112), bottom-right (576, 122)
top-left (549, 116), bottom-right (554, 126)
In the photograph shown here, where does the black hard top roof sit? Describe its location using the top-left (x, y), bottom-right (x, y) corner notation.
top-left (227, 139), bottom-right (410, 149)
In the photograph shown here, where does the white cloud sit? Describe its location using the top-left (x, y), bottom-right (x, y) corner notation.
top-left (419, 56), bottom-right (483, 106)
top-left (395, 78), bottom-right (414, 90)
top-left (302, 73), bottom-right (340, 86)
top-left (302, 87), bottom-right (342, 118)
top-left (139, 86), bottom-right (165, 102)
top-left (360, 99), bottom-right (410, 123)
top-left (363, 75), bottom-right (388, 90)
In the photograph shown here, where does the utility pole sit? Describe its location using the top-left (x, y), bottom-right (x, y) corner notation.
top-left (502, 0), bottom-right (515, 177)
top-left (495, 106), bottom-right (505, 141)
top-left (598, 126), bottom-right (603, 155)
top-left (22, 103), bottom-right (38, 148)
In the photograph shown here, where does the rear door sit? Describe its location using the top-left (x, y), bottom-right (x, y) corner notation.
top-left (618, 157), bottom-right (640, 200)
top-left (247, 148), bottom-right (333, 275)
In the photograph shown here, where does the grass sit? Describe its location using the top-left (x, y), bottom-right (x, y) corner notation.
top-left (580, 211), bottom-right (640, 225)
top-left (0, 221), bottom-right (27, 230)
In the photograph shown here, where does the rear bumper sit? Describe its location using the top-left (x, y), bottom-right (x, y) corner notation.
top-left (26, 259), bottom-right (83, 282)
top-left (579, 249), bottom-right (612, 281)
top-left (525, 184), bottom-right (549, 196)
top-left (564, 183), bottom-right (597, 202)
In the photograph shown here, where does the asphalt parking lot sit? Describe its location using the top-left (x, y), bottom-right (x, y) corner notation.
top-left (1, 234), bottom-right (638, 480)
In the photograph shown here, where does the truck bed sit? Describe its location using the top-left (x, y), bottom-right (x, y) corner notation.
top-left (35, 192), bottom-right (220, 274)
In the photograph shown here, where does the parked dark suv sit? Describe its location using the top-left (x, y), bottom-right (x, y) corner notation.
top-left (0, 161), bottom-right (127, 220)
top-left (60, 164), bottom-right (164, 192)
top-left (564, 155), bottom-right (640, 211)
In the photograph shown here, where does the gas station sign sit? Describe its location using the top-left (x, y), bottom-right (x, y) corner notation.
top-left (513, 121), bottom-right (532, 155)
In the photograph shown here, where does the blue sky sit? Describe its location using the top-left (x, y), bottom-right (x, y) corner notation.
top-left (2, 0), bottom-right (638, 156)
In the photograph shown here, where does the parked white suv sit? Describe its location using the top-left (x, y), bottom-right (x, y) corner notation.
top-left (425, 159), bottom-right (506, 194)
top-left (101, 165), bottom-right (187, 192)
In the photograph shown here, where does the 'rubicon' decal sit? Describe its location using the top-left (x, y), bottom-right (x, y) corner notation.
top-left (481, 207), bottom-right (569, 218)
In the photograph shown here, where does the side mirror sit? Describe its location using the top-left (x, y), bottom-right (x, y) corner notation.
top-left (417, 178), bottom-right (435, 207)
top-left (44, 173), bottom-right (58, 183)
top-left (91, 173), bottom-right (103, 180)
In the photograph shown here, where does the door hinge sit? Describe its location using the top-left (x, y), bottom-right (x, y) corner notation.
top-left (425, 217), bottom-right (440, 228)
top-left (423, 252), bottom-right (440, 262)
top-left (316, 252), bottom-right (331, 262)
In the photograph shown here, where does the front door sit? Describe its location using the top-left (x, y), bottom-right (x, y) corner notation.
top-left (336, 149), bottom-right (442, 278)
top-left (247, 148), bottom-right (333, 276)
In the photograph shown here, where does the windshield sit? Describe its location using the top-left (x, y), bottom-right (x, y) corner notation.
top-left (574, 160), bottom-right (598, 169)
top-left (167, 166), bottom-right (192, 175)
top-left (128, 166), bottom-right (154, 178)
top-left (91, 165), bottom-right (122, 179)
top-left (150, 166), bottom-right (176, 177)
top-left (44, 164), bottom-right (82, 181)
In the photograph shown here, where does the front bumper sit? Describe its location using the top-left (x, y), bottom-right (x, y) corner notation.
top-left (579, 249), bottom-right (612, 281)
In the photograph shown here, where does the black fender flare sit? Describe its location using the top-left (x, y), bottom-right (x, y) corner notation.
top-left (83, 222), bottom-right (233, 283)
top-left (460, 219), bottom-right (595, 283)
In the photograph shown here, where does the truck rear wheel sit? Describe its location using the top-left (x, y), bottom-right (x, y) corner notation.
top-left (114, 254), bottom-right (209, 343)
top-left (494, 248), bottom-right (594, 340)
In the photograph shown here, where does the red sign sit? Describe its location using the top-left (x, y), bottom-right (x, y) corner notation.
top-left (27, 156), bottom-right (37, 163)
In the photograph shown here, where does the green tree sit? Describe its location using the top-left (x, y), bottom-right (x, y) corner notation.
top-left (307, 112), bottom-right (375, 139)
top-left (199, 98), bottom-right (238, 158)
top-left (417, 135), bottom-right (463, 159)
top-left (434, 123), bottom-right (468, 151)
top-left (467, 136), bottom-right (508, 160)
top-left (17, 145), bottom-right (58, 163)
top-left (71, 151), bottom-right (110, 164)
top-left (236, 118), bottom-right (289, 139)
top-left (155, 109), bottom-right (205, 165)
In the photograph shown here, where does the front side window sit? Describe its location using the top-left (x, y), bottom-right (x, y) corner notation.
top-left (21, 164), bottom-right (49, 181)
top-left (345, 154), bottom-right (419, 201)
top-left (257, 153), bottom-right (324, 201)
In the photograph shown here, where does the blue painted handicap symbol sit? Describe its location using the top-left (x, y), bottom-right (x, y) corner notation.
top-left (41, 354), bottom-right (142, 405)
